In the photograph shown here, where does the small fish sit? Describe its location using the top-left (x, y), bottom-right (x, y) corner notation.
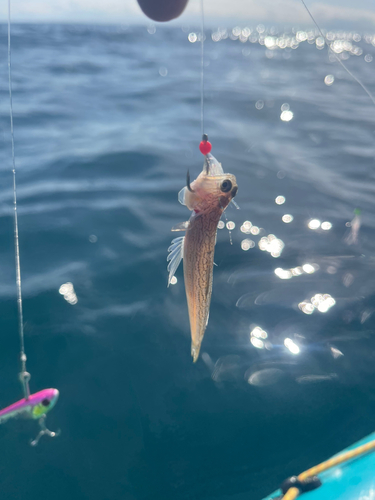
top-left (167, 153), bottom-right (238, 362)
top-left (0, 388), bottom-right (59, 424)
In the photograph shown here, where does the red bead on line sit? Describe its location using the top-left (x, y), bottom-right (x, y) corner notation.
top-left (199, 134), bottom-right (212, 155)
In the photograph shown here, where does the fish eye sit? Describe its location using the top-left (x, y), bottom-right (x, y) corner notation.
top-left (42, 398), bottom-right (50, 407)
top-left (220, 179), bottom-right (232, 193)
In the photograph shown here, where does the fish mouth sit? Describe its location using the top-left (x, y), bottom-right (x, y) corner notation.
top-left (204, 153), bottom-right (224, 176)
top-left (231, 186), bottom-right (238, 197)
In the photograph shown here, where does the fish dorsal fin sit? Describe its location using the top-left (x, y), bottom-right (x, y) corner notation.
top-left (178, 187), bottom-right (187, 206)
top-left (171, 221), bottom-right (189, 231)
top-left (167, 236), bottom-right (185, 286)
top-left (204, 153), bottom-right (224, 176)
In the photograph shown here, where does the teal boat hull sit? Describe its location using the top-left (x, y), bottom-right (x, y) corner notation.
top-left (264, 432), bottom-right (375, 500)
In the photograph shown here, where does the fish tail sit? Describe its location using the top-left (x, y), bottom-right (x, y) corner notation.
top-left (191, 342), bottom-right (201, 363)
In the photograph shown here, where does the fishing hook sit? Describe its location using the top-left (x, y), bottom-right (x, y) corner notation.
top-left (186, 169), bottom-right (194, 192)
top-left (30, 415), bottom-right (60, 447)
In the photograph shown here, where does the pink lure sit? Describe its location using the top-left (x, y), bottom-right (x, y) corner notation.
top-left (0, 388), bottom-right (59, 424)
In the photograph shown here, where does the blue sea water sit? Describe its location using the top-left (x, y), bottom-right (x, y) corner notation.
top-left (1, 22), bottom-right (375, 500)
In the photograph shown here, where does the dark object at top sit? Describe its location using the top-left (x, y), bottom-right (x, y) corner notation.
top-left (136, 0), bottom-right (189, 22)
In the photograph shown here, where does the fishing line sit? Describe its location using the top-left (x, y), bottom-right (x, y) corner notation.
top-left (2, 0), bottom-right (60, 445)
top-left (197, 0), bottom-right (211, 154)
top-left (7, 0), bottom-right (30, 400)
top-left (200, 0), bottom-right (205, 137)
top-left (300, 0), bottom-right (375, 107)
top-left (197, 0), bottom-right (236, 249)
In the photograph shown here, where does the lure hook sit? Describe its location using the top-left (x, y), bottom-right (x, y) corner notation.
top-left (30, 415), bottom-right (60, 447)
top-left (186, 169), bottom-right (194, 192)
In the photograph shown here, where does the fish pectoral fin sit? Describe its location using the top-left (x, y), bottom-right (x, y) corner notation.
top-left (167, 236), bottom-right (185, 287)
top-left (230, 199), bottom-right (240, 209)
top-left (171, 221), bottom-right (189, 232)
top-left (213, 262), bottom-right (218, 267)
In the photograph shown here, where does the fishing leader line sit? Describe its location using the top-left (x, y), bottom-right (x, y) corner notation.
top-left (7, 0), bottom-right (29, 400)
top-left (200, 0), bottom-right (205, 138)
top-left (0, 0), bottom-right (60, 445)
top-left (301, 0), bottom-right (375, 107)
top-left (198, 0), bottom-right (212, 156)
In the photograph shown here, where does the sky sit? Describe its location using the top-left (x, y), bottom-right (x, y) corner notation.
top-left (1, 0), bottom-right (375, 28)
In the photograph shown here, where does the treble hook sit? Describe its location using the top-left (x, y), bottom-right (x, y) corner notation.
top-left (186, 169), bottom-right (194, 192)
top-left (30, 415), bottom-right (60, 447)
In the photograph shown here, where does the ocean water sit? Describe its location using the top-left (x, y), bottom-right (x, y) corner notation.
top-left (1, 22), bottom-right (375, 500)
